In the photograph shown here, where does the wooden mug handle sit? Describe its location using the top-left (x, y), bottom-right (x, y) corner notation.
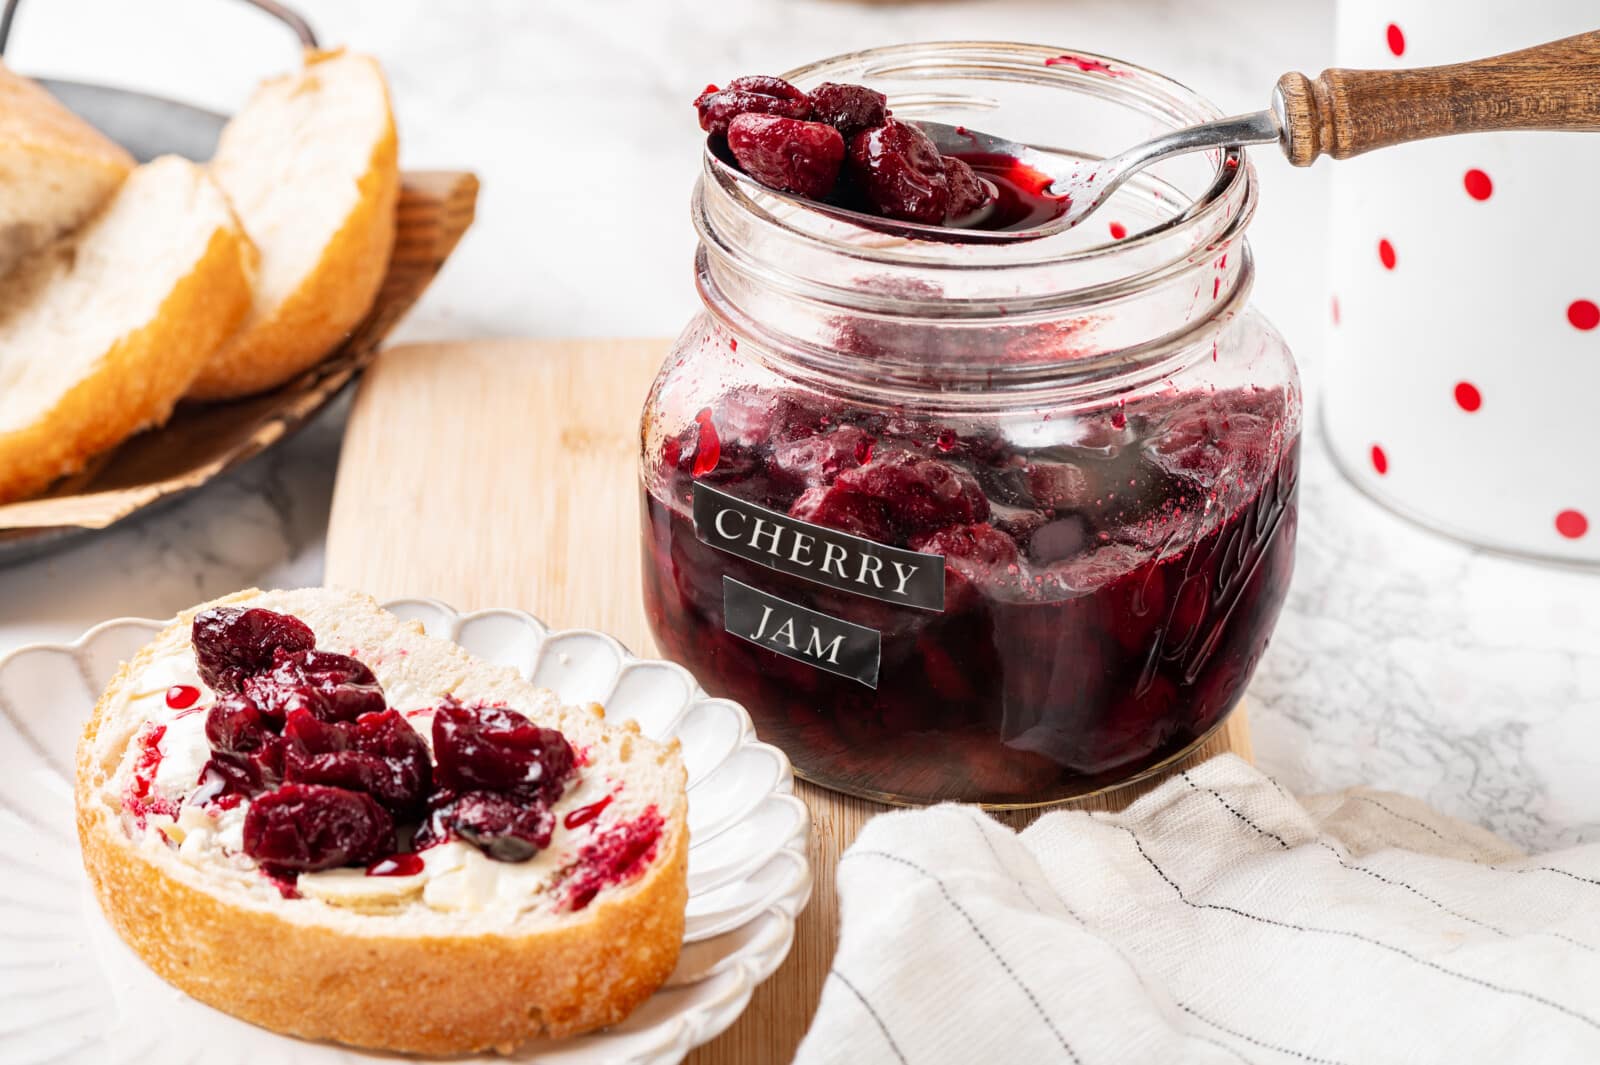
top-left (1275, 30), bottom-right (1600, 166)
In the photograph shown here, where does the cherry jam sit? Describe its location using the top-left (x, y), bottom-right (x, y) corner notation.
top-left (642, 384), bottom-right (1298, 805)
top-left (949, 151), bottom-right (1071, 231)
top-left (662, 45), bottom-right (1300, 805)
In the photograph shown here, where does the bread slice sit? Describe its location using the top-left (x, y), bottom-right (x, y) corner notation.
top-left (0, 155), bottom-right (254, 504)
top-left (0, 61), bottom-right (134, 279)
top-left (186, 49), bottom-right (399, 401)
top-left (75, 588), bottom-right (689, 1055)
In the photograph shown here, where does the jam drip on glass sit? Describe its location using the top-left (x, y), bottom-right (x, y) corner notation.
top-left (643, 375), bottom-right (1299, 804)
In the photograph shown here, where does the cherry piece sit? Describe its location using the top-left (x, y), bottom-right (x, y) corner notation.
top-left (727, 114), bottom-right (845, 200)
top-left (942, 156), bottom-right (991, 220)
top-left (1146, 409), bottom-right (1257, 483)
top-left (1026, 460), bottom-right (1095, 509)
top-left (770, 425), bottom-right (875, 491)
top-left (846, 120), bottom-right (950, 224)
top-left (989, 504), bottom-right (1050, 548)
top-left (789, 483), bottom-right (896, 542)
top-left (913, 522), bottom-right (1023, 608)
top-left (191, 607), bottom-right (315, 693)
top-left (712, 389), bottom-right (829, 451)
top-left (416, 789), bottom-right (556, 862)
top-left (281, 708), bottom-right (433, 815)
top-left (808, 82), bottom-right (888, 136)
top-left (431, 701), bottom-right (576, 799)
top-left (244, 647), bottom-right (385, 723)
top-left (205, 693), bottom-right (270, 755)
top-left (913, 522), bottom-right (1020, 568)
top-left (202, 694), bottom-right (286, 798)
top-left (695, 75), bottom-right (810, 136)
top-left (243, 783), bottom-right (395, 875)
top-left (836, 450), bottom-right (990, 532)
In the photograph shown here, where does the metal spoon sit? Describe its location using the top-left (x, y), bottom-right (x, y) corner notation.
top-left (711, 29), bottom-right (1600, 243)
top-left (710, 112), bottom-right (1273, 244)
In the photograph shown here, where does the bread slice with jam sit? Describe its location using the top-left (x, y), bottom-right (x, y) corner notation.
top-left (75, 587), bottom-right (688, 1054)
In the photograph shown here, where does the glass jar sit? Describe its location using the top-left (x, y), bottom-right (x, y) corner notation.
top-left (639, 43), bottom-right (1302, 806)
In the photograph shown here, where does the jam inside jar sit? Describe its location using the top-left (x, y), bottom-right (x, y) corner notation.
top-left (640, 43), bottom-right (1303, 806)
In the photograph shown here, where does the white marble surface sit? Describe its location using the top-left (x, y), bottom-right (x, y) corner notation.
top-left (1, 0), bottom-right (1595, 851)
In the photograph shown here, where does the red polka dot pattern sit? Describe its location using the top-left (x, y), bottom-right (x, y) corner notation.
top-left (1556, 510), bottom-right (1589, 540)
top-left (1346, 20), bottom-right (1592, 554)
top-left (1386, 23), bottom-right (1405, 56)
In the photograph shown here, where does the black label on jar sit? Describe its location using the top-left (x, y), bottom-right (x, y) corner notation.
top-left (693, 482), bottom-right (945, 612)
top-left (722, 577), bottom-right (881, 688)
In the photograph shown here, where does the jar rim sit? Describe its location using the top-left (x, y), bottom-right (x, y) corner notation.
top-left (699, 41), bottom-right (1253, 276)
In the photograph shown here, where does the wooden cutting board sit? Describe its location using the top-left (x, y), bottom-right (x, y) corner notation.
top-left (324, 338), bottom-right (1252, 1064)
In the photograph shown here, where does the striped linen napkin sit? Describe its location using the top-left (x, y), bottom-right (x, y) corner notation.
top-left (796, 754), bottom-right (1600, 1064)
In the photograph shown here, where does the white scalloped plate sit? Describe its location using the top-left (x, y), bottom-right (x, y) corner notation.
top-left (0, 599), bottom-right (812, 1065)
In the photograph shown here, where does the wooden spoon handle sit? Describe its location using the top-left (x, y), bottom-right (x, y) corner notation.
top-left (1276, 30), bottom-right (1600, 166)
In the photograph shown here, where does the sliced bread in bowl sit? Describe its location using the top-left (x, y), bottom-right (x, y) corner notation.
top-left (0, 155), bottom-right (254, 504)
top-left (0, 61), bottom-right (134, 279)
top-left (186, 49), bottom-right (399, 401)
top-left (75, 587), bottom-right (689, 1055)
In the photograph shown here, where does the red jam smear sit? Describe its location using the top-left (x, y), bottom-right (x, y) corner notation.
top-left (564, 806), bottom-right (664, 911)
top-left (1044, 54), bottom-right (1125, 77)
top-left (367, 853), bottom-right (426, 877)
top-left (643, 385), bottom-right (1298, 804)
top-left (122, 722), bottom-right (179, 827)
top-left (563, 793), bottom-right (614, 830)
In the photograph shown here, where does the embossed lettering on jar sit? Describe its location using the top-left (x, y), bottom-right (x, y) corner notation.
top-left (641, 43), bottom-right (1303, 806)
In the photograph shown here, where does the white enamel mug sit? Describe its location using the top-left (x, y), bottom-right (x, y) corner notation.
top-left (1325, 1), bottom-right (1600, 562)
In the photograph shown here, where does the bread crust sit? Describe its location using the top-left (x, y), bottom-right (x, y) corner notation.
top-left (75, 589), bottom-right (689, 1055)
top-left (0, 222), bottom-right (253, 503)
top-left (0, 61), bottom-right (134, 275)
top-left (0, 61), bottom-right (133, 170)
top-left (187, 52), bottom-right (400, 401)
